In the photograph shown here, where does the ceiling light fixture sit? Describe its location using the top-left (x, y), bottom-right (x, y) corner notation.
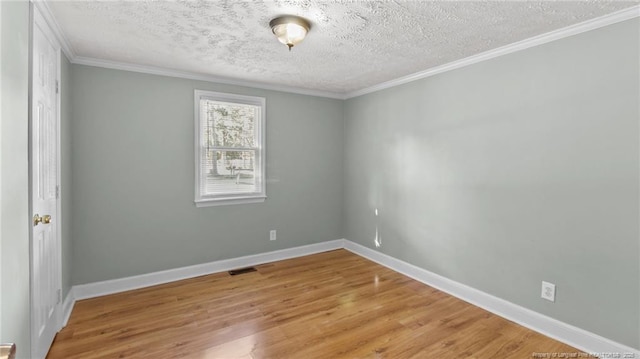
top-left (269, 15), bottom-right (311, 51)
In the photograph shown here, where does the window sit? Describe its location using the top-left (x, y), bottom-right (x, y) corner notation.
top-left (194, 90), bottom-right (266, 207)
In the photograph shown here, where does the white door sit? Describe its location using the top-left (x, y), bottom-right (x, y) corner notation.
top-left (31, 7), bottom-right (62, 359)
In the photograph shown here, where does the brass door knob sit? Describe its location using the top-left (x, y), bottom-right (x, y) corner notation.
top-left (0, 343), bottom-right (16, 359)
top-left (33, 214), bottom-right (52, 226)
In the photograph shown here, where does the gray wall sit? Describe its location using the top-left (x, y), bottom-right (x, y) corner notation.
top-left (0, 1), bottom-right (31, 357)
top-left (344, 19), bottom-right (639, 349)
top-left (61, 54), bottom-right (73, 299)
top-left (70, 65), bottom-right (344, 284)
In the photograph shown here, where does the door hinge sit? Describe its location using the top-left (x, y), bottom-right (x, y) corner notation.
top-left (55, 80), bottom-right (59, 94)
top-left (57, 289), bottom-right (62, 304)
top-left (55, 185), bottom-right (60, 199)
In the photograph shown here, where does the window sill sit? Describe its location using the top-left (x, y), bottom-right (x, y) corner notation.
top-left (195, 196), bottom-right (266, 207)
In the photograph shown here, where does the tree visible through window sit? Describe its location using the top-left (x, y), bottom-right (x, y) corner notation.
top-left (195, 90), bottom-right (265, 206)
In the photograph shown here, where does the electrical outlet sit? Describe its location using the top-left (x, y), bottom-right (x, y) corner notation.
top-left (541, 281), bottom-right (556, 302)
top-left (270, 230), bottom-right (277, 241)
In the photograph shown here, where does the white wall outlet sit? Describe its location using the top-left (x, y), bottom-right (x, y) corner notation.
top-left (269, 230), bottom-right (277, 241)
top-left (541, 281), bottom-right (556, 302)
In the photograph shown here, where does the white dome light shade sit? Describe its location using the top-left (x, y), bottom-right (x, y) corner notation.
top-left (272, 23), bottom-right (307, 46)
top-left (269, 16), bottom-right (311, 51)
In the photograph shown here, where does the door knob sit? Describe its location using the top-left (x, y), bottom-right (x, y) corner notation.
top-left (0, 343), bottom-right (16, 359)
top-left (33, 214), bottom-right (51, 226)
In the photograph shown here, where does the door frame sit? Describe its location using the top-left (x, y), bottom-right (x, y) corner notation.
top-left (29, 2), bottom-right (63, 357)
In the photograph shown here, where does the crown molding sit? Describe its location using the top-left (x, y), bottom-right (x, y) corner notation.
top-left (32, 0), bottom-right (76, 60)
top-left (71, 56), bottom-right (346, 99)
top-left (39, 0), bottom-right (638, 100)
top-left (344, 5), bottom-right (640, 99)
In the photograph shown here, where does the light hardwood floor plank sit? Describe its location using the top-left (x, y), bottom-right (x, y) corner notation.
top-left (47, 249), bottom-right (582, 359)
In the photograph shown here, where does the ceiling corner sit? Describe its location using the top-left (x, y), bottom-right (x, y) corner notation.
top-left (34, 0), bottom-right (76, 61)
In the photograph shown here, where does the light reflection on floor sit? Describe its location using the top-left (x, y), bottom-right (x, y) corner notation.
top-left (201, 333), bottom-right (258, 359)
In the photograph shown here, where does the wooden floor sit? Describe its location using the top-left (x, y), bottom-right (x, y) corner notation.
top-left (47, 250), bottom-right (581, 359)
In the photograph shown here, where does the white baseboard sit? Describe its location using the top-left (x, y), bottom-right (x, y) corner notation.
top-left (343, 239), bottom-right (640, 357)
top-left (61, 289), bottom-right (75, 328)
top-left (72, 239), bottom-right (345, 301)
top-left (62, 238), bottom-right (639, 357)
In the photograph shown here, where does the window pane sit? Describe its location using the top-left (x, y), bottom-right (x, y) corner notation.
top-left (202, 150), bottom-right (258, 195)
top-left (202, 100), bottom-right (257, 148)
top-left (195, 90), bottom-right (265, 206)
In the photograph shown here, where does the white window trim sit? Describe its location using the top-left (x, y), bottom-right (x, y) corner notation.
top-left (194, 90), bottom-right (266, 207)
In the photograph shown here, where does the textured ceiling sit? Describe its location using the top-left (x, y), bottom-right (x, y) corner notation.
top-left (49, 1), bottom-right (637, 95)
